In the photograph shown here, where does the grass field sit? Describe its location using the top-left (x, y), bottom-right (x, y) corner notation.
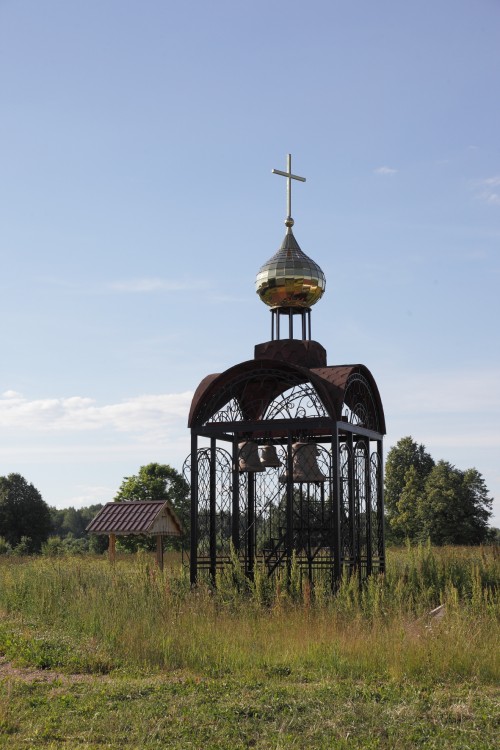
top-left (0, 545), bottom-right (498, 749)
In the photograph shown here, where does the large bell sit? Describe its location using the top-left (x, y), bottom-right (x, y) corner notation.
top-left (238, 441), bottom-right (265, 472)
top-left (259, 444), bottom-right (282, 468)
top-left (279, 442), bottom-right (327, 483)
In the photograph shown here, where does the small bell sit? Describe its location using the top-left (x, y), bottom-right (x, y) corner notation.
top-left (238, 441), bottom-right (265, 472)
top-left (279, 442), bottom-right (327, 483)
top-left (259, 444), bottom-right (282, 468)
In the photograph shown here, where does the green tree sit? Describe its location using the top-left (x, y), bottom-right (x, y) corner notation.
top-left (0, 473), bottom-right (52, 551)
top-left (114, 463), bottom-right (189, 549)
top-left (419, 461), bottom-right (492, 545)
top-left (391, 465), bottom-right (424, 540)
top-left (50, 503), bottom-right (107, 553)
top-left (385, 437), bottom-right (435, 519)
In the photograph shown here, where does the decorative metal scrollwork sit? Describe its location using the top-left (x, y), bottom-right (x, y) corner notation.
top-left (370, 451), bottom-right (383, 560)
top-left (207, 397), bottom-right (244, 424)
top-left (339, 443), bottom-right (352, 561)
top-left (182, 447), bottom-right (233, 556)
top-left (199, 368), bottom-right (328, 426)
top-left (354, 441), bottom-right (368, 561)
top-left (342, 373), bottom-right (380, 432)
top-left (263, 383), bottom-right (328, 420)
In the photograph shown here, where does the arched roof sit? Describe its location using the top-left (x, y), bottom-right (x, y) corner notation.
top-left (188, 359), bottom-right (385, 433)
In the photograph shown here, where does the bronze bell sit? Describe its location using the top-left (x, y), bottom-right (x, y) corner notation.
top-left (279, 442), bottom-right (327, 483)
top-left (238, 441), bottom-right (265, 472)
top-left (259, 444), bottom-right (282, 468)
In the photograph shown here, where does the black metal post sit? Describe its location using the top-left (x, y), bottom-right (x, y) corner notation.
top-left (285, 433), bottom-right (294, 576)
top-left (331, 424), bottom-right (342, 588)
top-left (365, 439), bottom-right (372, 577)
top-left (209, 437), bottom-right (217, 582)
top-left (354, 441), bottom-right (363, 588)
top-left (232, 438), bottom-right (240, 551)
top-left (247, 472), bottom-right (255, 579)
top-left (190, 431), bottom-right (198, 585)
top-left (347, 432), bottom-right (356, 574)
top-left (377, 440), bottom-right (385, 572)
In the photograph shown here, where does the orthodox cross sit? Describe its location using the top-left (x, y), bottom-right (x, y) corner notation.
top-left (272, 153), bottom-right (306, 222)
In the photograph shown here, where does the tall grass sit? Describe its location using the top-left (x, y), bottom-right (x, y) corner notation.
top-left (0, 545), bottom-right (498, 682)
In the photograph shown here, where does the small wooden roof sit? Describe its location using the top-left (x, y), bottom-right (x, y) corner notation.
top-left (86, 500), bottom-right (183, 537)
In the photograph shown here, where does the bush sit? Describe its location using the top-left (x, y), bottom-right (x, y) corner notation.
top-left (0, 536), bottom-right (12, 554)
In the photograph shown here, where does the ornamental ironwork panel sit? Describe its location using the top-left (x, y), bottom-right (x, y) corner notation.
top-left (340, 442), bottom-right (353, 563)
top-left (342, 373), bottom-right (381, 432)
top-left (198, 368), bottom-right (327, 426)
top-left (370, 451), bottom-right (384, 562)
top-left (263, 383), bottom-right (328, 420)
top-left (207, 397), bottom-right (244, 424)
top-left (187, 431), bottom-right (384, 584)
top-left (255, 458), bottom-right (286, 554)
top-left (182, 447), bottom-right (232, 558)
top-left (354, 440), bottom-right (368, 575)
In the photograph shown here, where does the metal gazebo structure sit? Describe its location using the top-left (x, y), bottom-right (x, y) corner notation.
top-left (184, 155), bottom-right (386, 588)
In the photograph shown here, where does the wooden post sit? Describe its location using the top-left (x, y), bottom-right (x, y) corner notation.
top-left (156, 535), bottom-right (164, 571)
top-left (108, 533), bottom-right (116, 563)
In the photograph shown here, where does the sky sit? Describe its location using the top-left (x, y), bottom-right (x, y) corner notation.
top-left (1, 0), bottom-right (499, 525)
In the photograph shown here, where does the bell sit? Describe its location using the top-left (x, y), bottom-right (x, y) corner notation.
top-left (238, 441), bottom-right (265, 472)
top-left (259, 444), bottom-right (282, 468)
top-left (279, 442), bottom-right (327, 483)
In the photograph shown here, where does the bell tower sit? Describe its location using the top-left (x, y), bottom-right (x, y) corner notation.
top-left (184, 155), bottom-right (386, 588)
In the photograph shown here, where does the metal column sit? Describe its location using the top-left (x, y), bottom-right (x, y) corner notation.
top-left (331, 423), bottom-right (342, 587)
top-left (190, 431), bottom-right (198, 585)
top-left (209, 437), bottom-right (217, 582)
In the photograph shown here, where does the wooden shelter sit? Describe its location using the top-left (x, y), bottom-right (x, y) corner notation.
top-left (86, 500), bottom-right (183, 569)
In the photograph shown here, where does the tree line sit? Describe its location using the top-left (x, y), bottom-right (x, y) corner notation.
top-left (0, 464), bottom-right (189, 555)
top-left (0, 441), bottom-right (496, 554)
top-left (0, 472), bottom-right (108, 554)
top-left (385, 436), bottom-right (494, 544)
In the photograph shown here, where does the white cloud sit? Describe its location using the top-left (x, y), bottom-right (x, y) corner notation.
top-left (374, 166), bottom-right (398, 176)
top-left (474, 176), bottom-right (500, 206)
top-left (0, 391), bottom-right (193, 435)
top-left (482, 192), bottom-right (500, 206)
top-left (64, 484), bottom-right (116, 508)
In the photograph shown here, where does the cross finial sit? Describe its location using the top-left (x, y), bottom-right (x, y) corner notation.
top-left (272, 154), bottom-right (306, 227)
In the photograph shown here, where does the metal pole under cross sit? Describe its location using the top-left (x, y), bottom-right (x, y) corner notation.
top-left (272, 153), bottom-right (306, 221)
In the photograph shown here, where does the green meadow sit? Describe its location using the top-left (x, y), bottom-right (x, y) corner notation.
top-left (0, 545), bottom-right (498, 749)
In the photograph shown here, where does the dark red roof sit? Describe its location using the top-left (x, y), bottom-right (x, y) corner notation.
top-left (86, 501), bottom-right (182, 536)
top-left (188, 358), bottom-right (385, 433)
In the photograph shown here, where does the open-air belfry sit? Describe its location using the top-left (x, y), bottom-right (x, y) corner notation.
top-left (184, 155), bottom-right (386, 588)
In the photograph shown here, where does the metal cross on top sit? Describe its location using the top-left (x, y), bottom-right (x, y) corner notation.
top-left (272, 153), bottom-right (306, 222)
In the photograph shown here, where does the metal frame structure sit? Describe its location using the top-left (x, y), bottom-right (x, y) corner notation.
top-left (185, 349), bottom-right (386, 588)
top-left (185, 153), bottom-right (385, 588)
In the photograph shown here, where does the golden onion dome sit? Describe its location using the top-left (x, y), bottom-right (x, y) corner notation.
top-left (255, 223), bottom-right (326, 309)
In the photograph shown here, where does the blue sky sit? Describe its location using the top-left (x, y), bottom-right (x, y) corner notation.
top-left (1, 0), bottom-right (499, 524)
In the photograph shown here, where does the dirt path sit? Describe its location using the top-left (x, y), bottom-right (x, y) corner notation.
top-left (0, 655), bottom-right (106, 684)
